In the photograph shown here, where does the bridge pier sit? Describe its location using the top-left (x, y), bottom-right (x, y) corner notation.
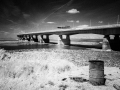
top-left (110, 35), bottom-right (120, 51)
top-left (104, 35), bottom-right (120, 51)
top-left (22, 36), bottom-right (26, 41)
top-left (58, 35), bottom-right (70, 45)
top-left (38, 35), bottom-right (44, 43)
top-left (41, 35), bottom-right (50, 43)
top-left (102, 35), bottom-right (111, 50)
top-left (32, 35), bottom-right (39, 42)
top-left (26, 35), bottom-right (31, 41)
top-left (18, 36), bottom-right (22, 41)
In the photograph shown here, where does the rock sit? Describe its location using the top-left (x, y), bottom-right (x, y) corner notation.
top-left (59, 85), bottom-right (68, 90)
top-left (113, 84), bottom-right (120, 90)
top-left (69, 77), bottom-right (88, 83)
top-left (62, 78), bottom-right (67, 81)
top-left (48, 81), bottom-right (54, 86)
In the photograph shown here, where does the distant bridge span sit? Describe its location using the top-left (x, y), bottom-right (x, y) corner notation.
top-left (17, 24), bottom-right (120, 51)
top-left (18, 24), bottom-right (120, 35)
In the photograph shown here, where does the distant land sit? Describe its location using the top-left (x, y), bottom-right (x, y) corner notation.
top-left (0, 38), bottom-right (18, 41)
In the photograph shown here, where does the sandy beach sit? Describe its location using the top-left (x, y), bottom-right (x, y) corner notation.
top-left (0, 48), bottom-right (120, 90)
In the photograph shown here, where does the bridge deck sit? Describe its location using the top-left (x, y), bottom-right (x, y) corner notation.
top-left (17, 24), bottom-right (120, 36)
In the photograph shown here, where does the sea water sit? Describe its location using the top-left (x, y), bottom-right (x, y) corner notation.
top-left (0, 39), bottom-right (102, 50)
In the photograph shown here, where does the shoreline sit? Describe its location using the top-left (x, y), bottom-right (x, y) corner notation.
top-left (3, 48), bottom-right (120, 67)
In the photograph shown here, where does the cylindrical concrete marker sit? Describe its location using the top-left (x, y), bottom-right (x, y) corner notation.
top-left (89, 60), bottom-right (105, 86)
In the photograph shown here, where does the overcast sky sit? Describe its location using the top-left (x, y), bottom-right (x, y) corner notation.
top-left (0, 0), bottom-right (120, 39)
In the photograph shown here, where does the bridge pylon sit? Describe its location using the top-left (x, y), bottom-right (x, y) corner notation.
top-left (32, 35), bottom-right (39, 42)
top-left (58, 35), bottom-right (71, 45)
top-left (26, 35), bottom-right (31, 41)
top-left (104, 35), bottom-right (120, 51)
top-left (102, 36), bottom-right (111, 51)
top-left (41, 35), bottom-right (50, 43)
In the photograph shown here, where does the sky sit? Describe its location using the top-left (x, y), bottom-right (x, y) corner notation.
top-left (0, 0), bottom-right (120, 40)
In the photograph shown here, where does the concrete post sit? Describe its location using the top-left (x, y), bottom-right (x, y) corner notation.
top-left (89, 60), bottom-right (105, 85)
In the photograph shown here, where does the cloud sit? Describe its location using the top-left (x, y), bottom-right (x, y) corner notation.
top-left (23, 13), bottom-right (30, 19)
top-left (20, 30), bottom-right (25, 34)
top-left (66, 9), bottom-right (80, 14)
top-left (98, 21), bottom-right (103, 23)
top-left (67, 20), bottom-right (80, 23)
top-left (67, 20), bottom-right (74, 22)
top-left (76, 20), bottom-right (79, 23)
top-left (75, 25), bottom-right (89, 29)
top-left (0, 31), bottom-right (9, 35)
top-left (7, 19), bottom-right (18, 24)
top-left (47, 22), bottom-right (55, 24)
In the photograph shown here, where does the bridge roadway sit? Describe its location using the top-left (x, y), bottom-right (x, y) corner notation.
top-left (17, 24), bottom-right (120, 51)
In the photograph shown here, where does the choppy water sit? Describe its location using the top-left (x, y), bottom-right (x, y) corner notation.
top-left (0, 39), bottom-right (102, 50)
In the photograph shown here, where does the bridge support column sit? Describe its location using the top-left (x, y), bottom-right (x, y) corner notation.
top-left (38, 35), bottom-right (43, 43)
top-left (108, 35), bottom-right (120, 51)
top-left (58, 35), bottom-right (70, 45)
top-left (26, 35), bottom-right (31, 41)
top-left (22, 36), bottom-right (26, 41)
top-left (18, 36), bottom-right (22, 41)
top-left (41, 35), bottom-right (50, 43)
top-left (102, 35), bottom-right (111, 50)
top-left (103, 35), bottom-right (120, 51)
top-left (32, 35), bottom-right (39, 42)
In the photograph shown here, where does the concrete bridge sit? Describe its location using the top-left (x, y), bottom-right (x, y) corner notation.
top-left (17, 24), bottom-right (120, 51)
